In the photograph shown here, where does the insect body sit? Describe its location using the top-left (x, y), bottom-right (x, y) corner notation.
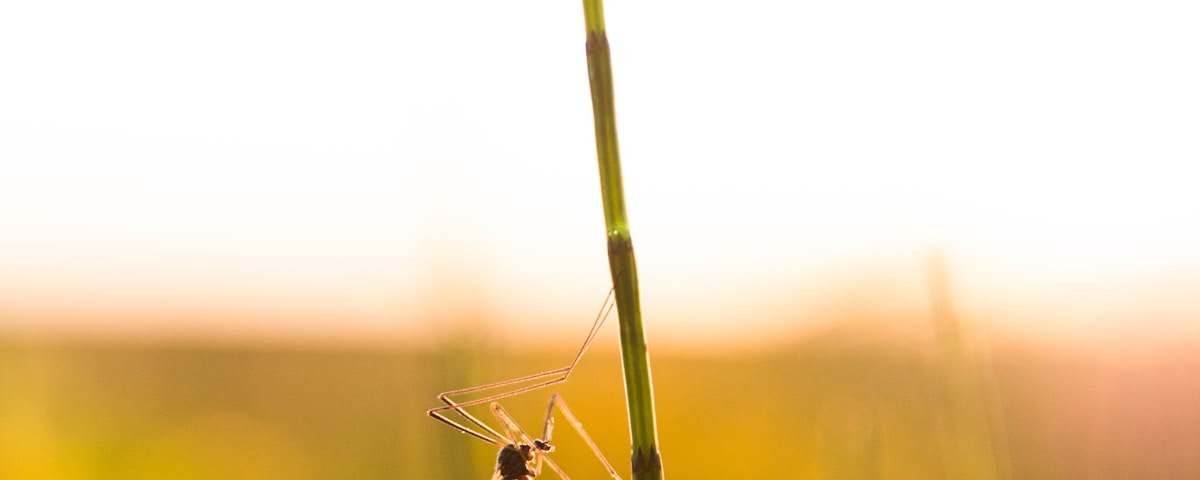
top-left (495, 442), bottom-right (548, 480)
top-left (428, 286), bottom-right (624, 480)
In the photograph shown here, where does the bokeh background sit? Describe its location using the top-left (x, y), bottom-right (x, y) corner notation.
top-left (2, 0), bottom-right (1199, 478)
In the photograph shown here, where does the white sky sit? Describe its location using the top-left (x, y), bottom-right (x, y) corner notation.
top-left (1, 0), bottom-right (1198, 350)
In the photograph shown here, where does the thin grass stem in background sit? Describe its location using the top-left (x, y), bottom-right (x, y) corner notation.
top-left (579, 1), bottom-right (665, 479)
top-left (927, 252), bottom-right (1012, 480)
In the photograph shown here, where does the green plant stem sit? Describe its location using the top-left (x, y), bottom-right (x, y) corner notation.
top-left (580, 1), bottom-right (664, 479)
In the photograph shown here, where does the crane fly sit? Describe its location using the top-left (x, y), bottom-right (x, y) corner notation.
top-left (427, 284), bottom-right (624, 480)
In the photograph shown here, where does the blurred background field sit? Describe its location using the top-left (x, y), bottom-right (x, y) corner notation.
top-left (4, 329), bottom-right (1198, 479)
top-left (3, 0), bottom-right (1199, 478)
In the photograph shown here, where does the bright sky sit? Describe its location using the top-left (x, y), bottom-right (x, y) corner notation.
top-left (1, 0), bottom-right (1198, 351)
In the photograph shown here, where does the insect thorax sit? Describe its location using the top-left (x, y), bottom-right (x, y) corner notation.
top-left (496, 444), bottom-right (535, 480)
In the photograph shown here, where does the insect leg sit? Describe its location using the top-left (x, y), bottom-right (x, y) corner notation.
top-left (546, 393), bottom-right (623, 480)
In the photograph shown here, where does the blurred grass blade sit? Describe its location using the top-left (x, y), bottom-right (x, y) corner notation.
top-left (928, 252), bottom-right (1012, 480)
top-left (579, 1), bottom-right (665, 479)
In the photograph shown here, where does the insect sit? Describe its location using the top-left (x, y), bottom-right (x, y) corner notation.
top-left (427, 285), bottom-right (624, 480)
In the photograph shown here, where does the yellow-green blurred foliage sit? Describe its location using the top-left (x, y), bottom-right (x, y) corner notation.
top-left (1, 333), bottom-right (1197, 479)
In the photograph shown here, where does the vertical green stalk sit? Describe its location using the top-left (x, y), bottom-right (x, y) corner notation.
top-left (580, 1), bottom-right (664, 479)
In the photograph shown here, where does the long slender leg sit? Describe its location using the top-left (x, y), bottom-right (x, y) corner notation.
top-left (544, 393), bottom-right (623, 480)
top-left (435, 287), bottom-right (615, 408)
top-left (541, 398), bottom-right (557, 445)
top-left (491, 402), bottom-right (534, 447)
top-left (540, 456), bottom-right (568, 480)
top-left (428, 395), bottom-right (507, 447)
top-left (427, 288), bottom-right (617, 444)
